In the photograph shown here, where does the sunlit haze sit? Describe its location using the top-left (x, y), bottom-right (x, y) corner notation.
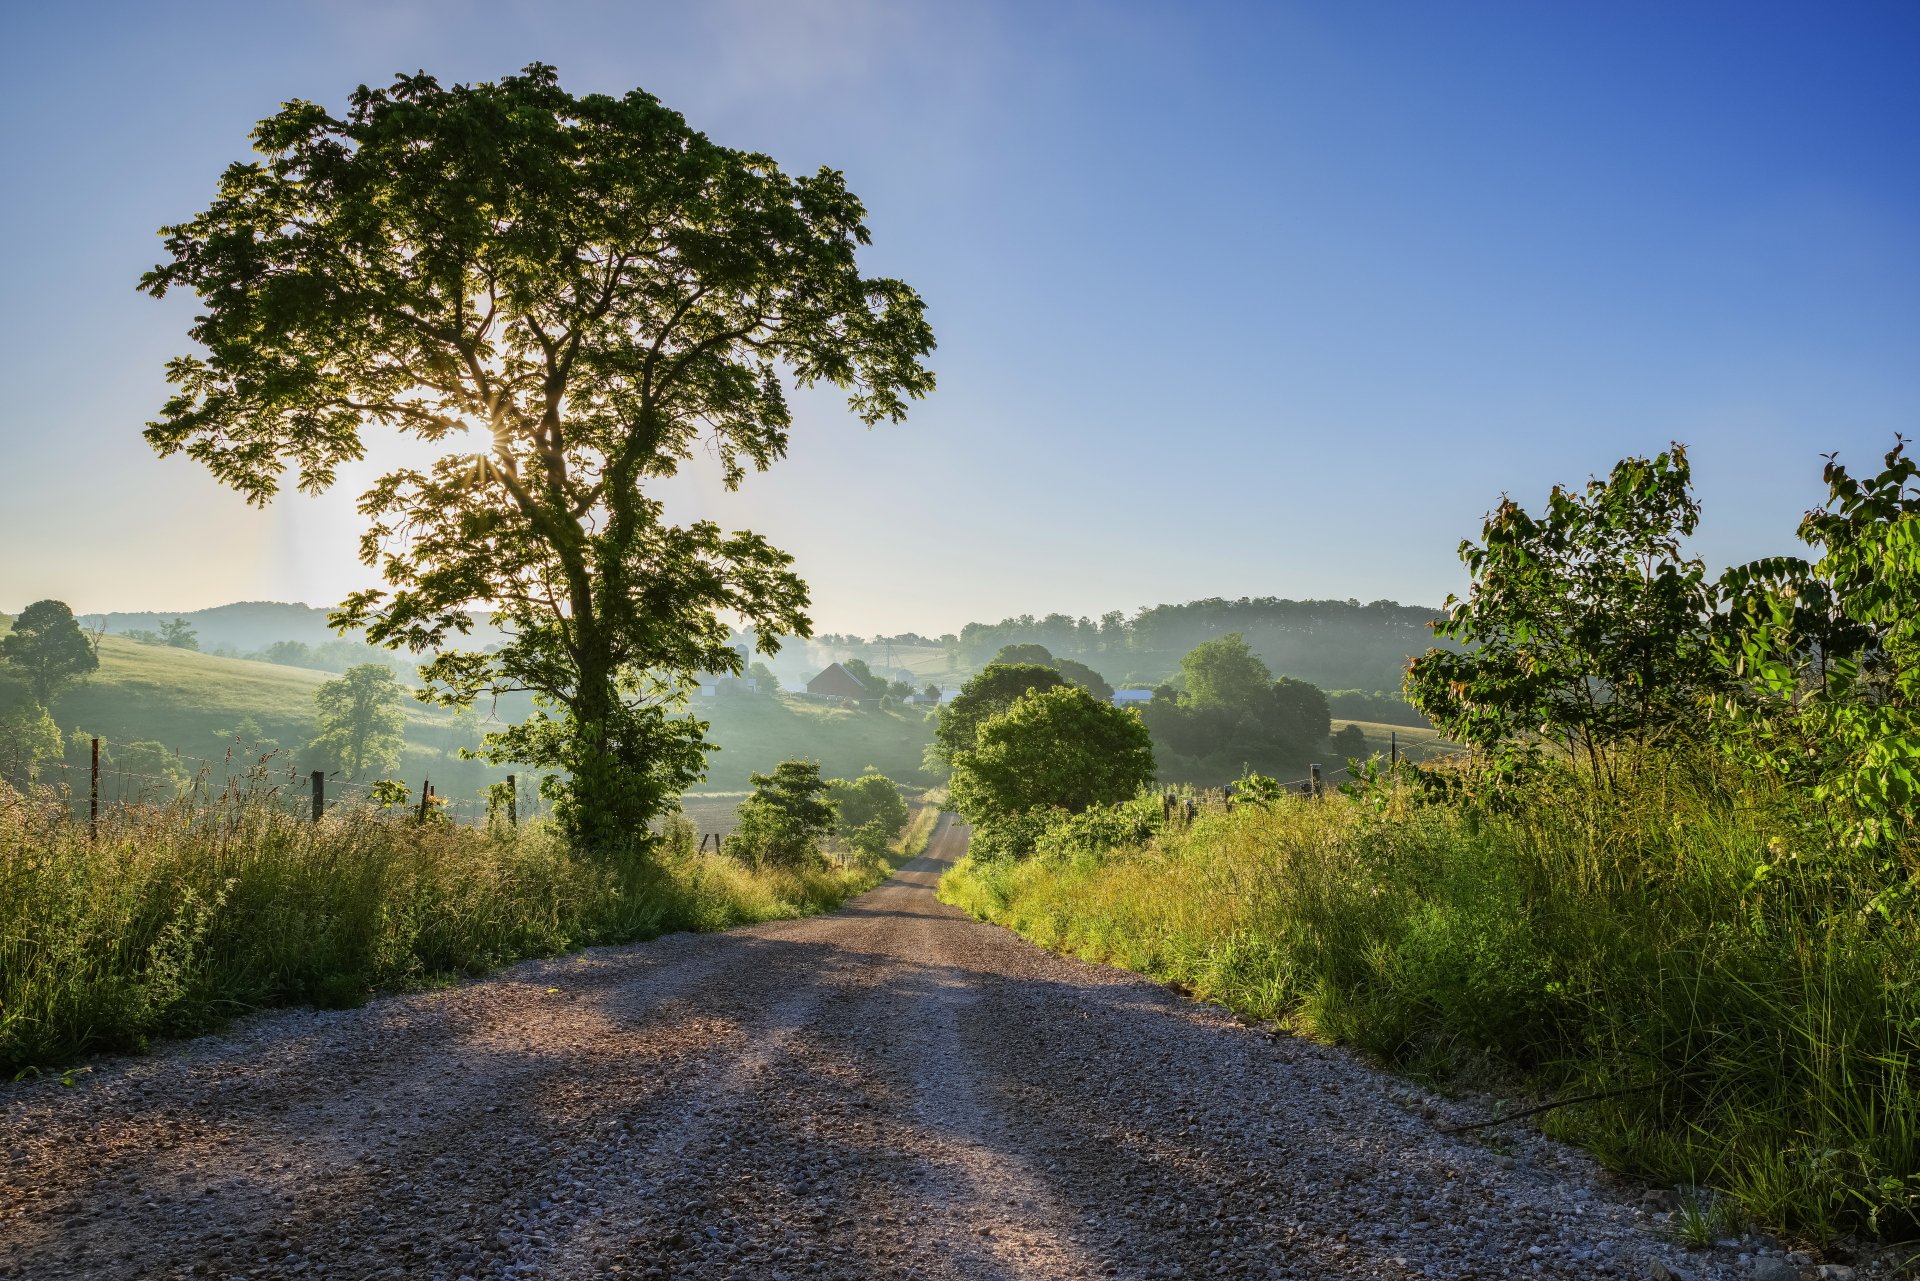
top-left (4, 1), bottom-right (1917, 634)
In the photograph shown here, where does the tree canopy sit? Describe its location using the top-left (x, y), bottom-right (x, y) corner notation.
top-left (827, 769), bottom-right (911, 863)
top-left (1716, 439), bottom-right (1920, 843)
top-left (1138, 635), bottom-right (1330, 781)
top-left (0, 600), bottom-right (98, 707)
top-left (1179, 633), bottom-right (1274, 710)
top-left (989, 643), bottom-right (1114, 701)
top-left (140, 66), bottom-right (934, 852)
top-left (955, 598), bottom-right (1443, 691)
top-left (949, 685), bottom-right (1156, 858)
top-left (931, 663), bottom-right (1066, 764)
top-left (1405, 446), bottom-right (1719, 779)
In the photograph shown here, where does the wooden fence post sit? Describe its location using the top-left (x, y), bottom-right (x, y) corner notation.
top-left (311, 770), bottom-right (324, 823)
top-left (505, 773), bottom-right (517, 828)
top-left (1390, 731), bottom-right (1398, 767)
top-left (1309, 763), bottom-right (1322, 797)
top-left (417, 778), bottom-right (432, 824)
top-left (89, 737), bottom-right (100, 842)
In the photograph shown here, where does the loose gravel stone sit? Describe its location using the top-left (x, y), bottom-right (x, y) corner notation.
top-left (2, 817), bottom-right (1766, 1279)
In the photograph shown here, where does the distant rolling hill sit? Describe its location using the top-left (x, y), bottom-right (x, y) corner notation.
top-left (0, 628), bottom-right (935, 807)
top-left (78, 601), bottom-right (512, 654)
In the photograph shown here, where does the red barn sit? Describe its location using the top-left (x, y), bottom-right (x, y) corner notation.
top-left (806, 662), bottom-right (871, 702)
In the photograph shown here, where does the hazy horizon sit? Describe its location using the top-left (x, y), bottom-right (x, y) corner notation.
top-left (3, 592), bottom-right (1448, 643)
top-left (5, 2), bottom-right (1916, 635)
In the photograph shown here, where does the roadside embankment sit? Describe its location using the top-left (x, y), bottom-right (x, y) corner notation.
top-left (939, 764), bottom-right (1920, 1249)
top-left (0, 787), bottom-right (930, 1075)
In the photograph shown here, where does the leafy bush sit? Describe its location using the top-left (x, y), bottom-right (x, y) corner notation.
top-left (828, 770), bottom-right (908, 834)
top-left (1327, 724), bottom-right (1368, 762)
top-left (827, 770), bottom-right (910, 865)
top-left (723, 759), bottom-right (835, 869)
top-left (949, 685), bottom-right (1155, 858)
top-left (0, 704), bottom-right (62, 781)
top-left (1717, 439), bottom-right (1920, 847)
top-left (1405, 445), bottom-right (1721, 781)
top-left (1029, 794), bottom-right (1165, 862)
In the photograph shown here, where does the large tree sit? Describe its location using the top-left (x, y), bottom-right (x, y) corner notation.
top-left (0, 599), bottom-right (99, 706)
top-left (1179, 632), bottom-right (1272, 710)
top-left (140, 66), bottom-right (934, 851)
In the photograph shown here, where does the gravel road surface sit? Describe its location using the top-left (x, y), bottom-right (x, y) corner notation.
top-left (2, 817), bottom-right (1764, 1280)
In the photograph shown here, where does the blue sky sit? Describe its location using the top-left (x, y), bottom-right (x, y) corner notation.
top-left (3, 1), bottom-right (1916, 635)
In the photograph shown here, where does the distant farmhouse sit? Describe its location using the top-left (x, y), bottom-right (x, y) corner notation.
top-left (696, 640), bottom-right (760, 697)
top-left (806, 662), bottom-right (871, 703)
top-left (695, 675), bottom-right (757, 698)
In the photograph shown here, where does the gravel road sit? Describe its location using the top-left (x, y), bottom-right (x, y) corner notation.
top-left (1, 817), bottom-right (1767, 1280)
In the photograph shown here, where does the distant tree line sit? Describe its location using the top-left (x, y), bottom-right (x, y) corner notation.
top-left (237, 638), bottom-right (411, 677)
top-left (948, 598), bottom-right (1446, 698)
top-left (927, 631), bottom-right (1377, 853)
top-left (1323, 689), bottom-right (1431, 727)
top-left (1137, 634), bottom-right (1354, 782)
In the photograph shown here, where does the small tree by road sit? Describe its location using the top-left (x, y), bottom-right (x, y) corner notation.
top-left (828, 769), bottom-right (910, 862)
top-left (725, 759), bottom-right (837, 870)
top-left (1404, 445), bottom-right (1719, 781)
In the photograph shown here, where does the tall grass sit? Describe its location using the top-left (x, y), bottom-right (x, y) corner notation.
top-left (0, 780), bottom-right (904, 1075)
top-left (941, 758), bottom-right (1920, 1242)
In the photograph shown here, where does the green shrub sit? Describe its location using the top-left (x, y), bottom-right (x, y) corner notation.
top-left (723, 760), bottom-right (836, 870)
top-left (1030, 794), bottom-right (1164, 862)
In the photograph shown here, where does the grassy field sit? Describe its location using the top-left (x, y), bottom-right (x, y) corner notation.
top-left (697, 694), bottom-right (937, 790)
top-left (0, 629), bottom-right (939, 806)
top-left (940, 762), bottom-right (1920, 1243)
top-left (31, 635), bottom-right (444, 759)
top-left (1331, 719), bottom-right (1453, 759)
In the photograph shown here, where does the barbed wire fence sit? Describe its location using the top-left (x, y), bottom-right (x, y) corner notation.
top-left (2, 726), bottom-right (1468, 846)
top-left (0, 738), bottom-right (550, 837)
top-left (1157, 731), bottom-right (1474, 821)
